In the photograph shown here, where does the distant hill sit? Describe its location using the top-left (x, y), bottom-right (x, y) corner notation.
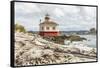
top-left (60, 30), bottom-right (89, 35)
top-left (27, 30), bottom-right (96, 35)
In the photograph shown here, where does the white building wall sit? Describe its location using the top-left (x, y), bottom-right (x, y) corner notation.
top-left (40, 24), bottom-right (59, 32)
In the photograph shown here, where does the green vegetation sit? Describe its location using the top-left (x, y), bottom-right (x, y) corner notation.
top-left (15, 23), bottom-right (26, 32)
top-left (89, 28), bottom-right (96, 34)
top-left (67, 35), bottom-right (86, 42)
top-left (43, 35), bottom-right (86, 44)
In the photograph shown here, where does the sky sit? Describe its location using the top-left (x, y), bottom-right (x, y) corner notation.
top-left (15, 2), bottom-right (97, 31)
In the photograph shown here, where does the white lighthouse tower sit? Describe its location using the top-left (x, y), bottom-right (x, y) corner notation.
top-left (39, 14), bottom-right (59, 37)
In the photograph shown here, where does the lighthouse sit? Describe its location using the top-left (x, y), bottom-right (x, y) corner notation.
top-left (39, 14), bottom-right (59, 37)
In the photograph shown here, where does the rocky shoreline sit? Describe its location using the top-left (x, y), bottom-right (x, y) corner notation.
top-left (15, 32), bottom-right (97, 66)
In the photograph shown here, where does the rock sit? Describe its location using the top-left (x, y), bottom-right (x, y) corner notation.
top-left (15, 32), bottom-right (97, 66)
top-left (43, 49), bottom-right (54, 56)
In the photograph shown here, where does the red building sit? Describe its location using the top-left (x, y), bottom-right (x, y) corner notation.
top-left (39, 14), bottom-right (59, 37)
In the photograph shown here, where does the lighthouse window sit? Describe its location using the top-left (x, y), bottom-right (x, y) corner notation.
top-left (46, 27), bottom-right (49, 30)
top-left (53, 27), bottom-right (55, 30)
top-left (42, 27), bottom-right (44, 30)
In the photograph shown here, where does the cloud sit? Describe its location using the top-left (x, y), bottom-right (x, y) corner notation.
top-left (53, 8), bottom-right (65, 18)
top-left (15, 2), bottom-right (41, 13)
top-left (15, 2), bottom-right (97, 31)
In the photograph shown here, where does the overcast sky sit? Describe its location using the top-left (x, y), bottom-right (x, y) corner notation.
top-left (15, 2), bottom-right (97, 31)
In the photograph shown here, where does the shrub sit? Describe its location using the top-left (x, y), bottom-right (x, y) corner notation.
top-left (15, 23), bottom-right (26, 32)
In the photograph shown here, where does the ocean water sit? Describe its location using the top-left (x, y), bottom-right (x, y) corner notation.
top-left (64, 35), bottom-right (97, 48)
top-left (79, 35), bottom-right (97, 48)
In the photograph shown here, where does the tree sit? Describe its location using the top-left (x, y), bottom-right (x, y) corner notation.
top-left (15, 23), bottom-right (26, 32)
top-left (90, 28), bottom-right (96, 33)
